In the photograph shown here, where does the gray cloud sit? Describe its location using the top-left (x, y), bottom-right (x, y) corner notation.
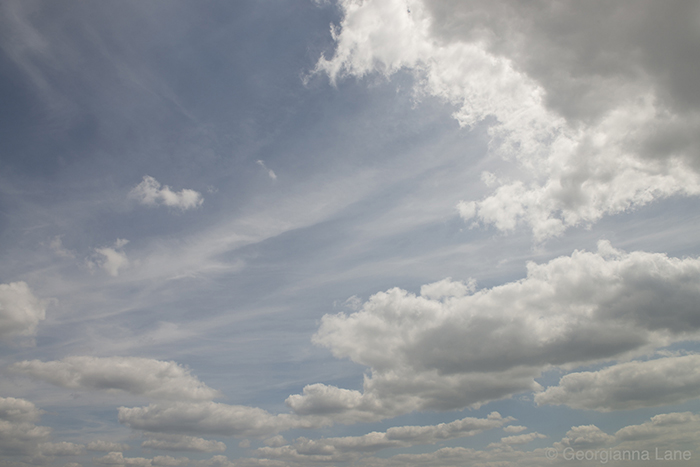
top-left (536, 355), bottom-right (700, 411)
top-left (256, 412), bottom-right (510, 463)
top-left (12, 356), bottom-right (221, 401)
top-left (86, 441), bottom-right (131, 452)
top-left (0, 396), bottom-right (51, 456)
top-left (142, 434), bottom-right (226, 453)
top-left (118, 401), bottom-right (324, 438)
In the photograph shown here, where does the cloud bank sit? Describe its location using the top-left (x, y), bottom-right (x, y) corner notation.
top-left (285, 242), bottom-right (700, 420)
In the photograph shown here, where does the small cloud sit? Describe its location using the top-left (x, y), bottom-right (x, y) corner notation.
top-left (130, 176), bottom-right (203, 210)
top-left (0, 282), bottom-right (49, 341)
top-left (91, 239), bottom-right (129, 277)
top-left (503, 425), bottom-right (528, 433)
top-left (49, 236), bottom-right (74, 258)
top-left (256, 160), bottom-right (277, 180)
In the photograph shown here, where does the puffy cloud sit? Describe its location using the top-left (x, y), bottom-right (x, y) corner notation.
top-left (92, 239), bottom-right (130, 277)
top-left (118, 401), bottom-right (321, 438)
top-left (0, 396), bottom-right (52, 456)
top-left (129, 176), bottom-right (203, 211)
top-left (487, 431), bottom-right (546, 450)
top-left (11, 356), bottom-right (221, 401)
top-left (536, 355), bottom-right (700, 411)
top-left (0, 281), bottom-right (48, 340)
top-left (38, 442), bottom-right (84, 456)
top-left (93, 452), bottom-right (158, 467)
top-left (92, 453), bottom-right (236, 467)
top-left (86, 441), bottom-right (131, 452)
top-left (317, 0), bottom-right (700, 239)
top-left (287, 242), bottom-right (700, 420)
top-left (142, 434), bottom-right (226, 453)
top-left (556, 425), bottom-right (615, 449)
top-left (502, 425), bottom-right (527, 433)
top-left (615, 412), bottom-right (700, 443)
top-left (256, 412), bottom-right (510, 463)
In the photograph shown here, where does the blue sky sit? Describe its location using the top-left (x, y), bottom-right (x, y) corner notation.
top-left (2, 1), bottom-right (700, 466)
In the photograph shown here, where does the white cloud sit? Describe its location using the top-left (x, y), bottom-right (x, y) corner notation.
top-left (536, 355), bottom-right (700, 411)
top-left (142, 434), bottom-right (226, 453)
top-left (317, 0), bottom-right (700, 240)
top-left (93, 239), bottom-right (130, 277)
top-left (130, 176), bottom-right (203, 211)
top-left (12, 356), bottom-right (221, 401)
top-left (503, 425), bottom-right (527, 433)
top-left (0, 281), bottom-right (48, 341)
top-left (420, 277), bottom-right (475, 300)
top-left (256, 160), bottom-right (277, 180)
top-left (285, 242), bottom-right (700, 421)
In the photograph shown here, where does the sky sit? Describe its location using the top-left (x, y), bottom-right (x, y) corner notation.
top-left (1, 0), bottom-right (700, 466)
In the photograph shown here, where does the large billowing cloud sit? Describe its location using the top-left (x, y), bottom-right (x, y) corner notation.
top-left (536, 354), bottom-right (700, 411)
top-left (129, 176), bottom-right (203, 211)
top-left (11, 356), bottom-right (221, 401)
top-left (285, 242), bottom-right (700, 421)
top-left (317, 0), bottom-right (700, 240)
top-left (0, 281), bottom-right (48, 341)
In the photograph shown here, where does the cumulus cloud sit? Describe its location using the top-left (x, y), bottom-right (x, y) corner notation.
top-left (0, 396), bottom-right (52, 456)
top-left (487, 431), bottom-right (546, 450)
top-left (93, 452), bottom-right (191, 467)
top-left (317, 0), bottom-right (700, 240)
top-left (92, 239), bottom-right (130, 277)
top-left (142, 434), bottom-right (226, 453)
top-left (129, 176), bottom-right (203, 211)
top-left (615, 412), bottom-right (700, 443)
top-left (86, 441), bottom-right (131, 452)
top-left (118, 401), bottom-right (321, 438)
top-left (284, 243), bottom-right (700, 421)
top-left (11, 356), bottom-right (221, 401)
top-left (0, 281), bottom-right (48, 340)
top-left (38, 441), bottom-right (84, 456)
top-left (256, 412), bottom-right (510, 463)
top-left (536, 355), bottom-right (700, 411)
top-left (555, 425), bottom-right (615, 450)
